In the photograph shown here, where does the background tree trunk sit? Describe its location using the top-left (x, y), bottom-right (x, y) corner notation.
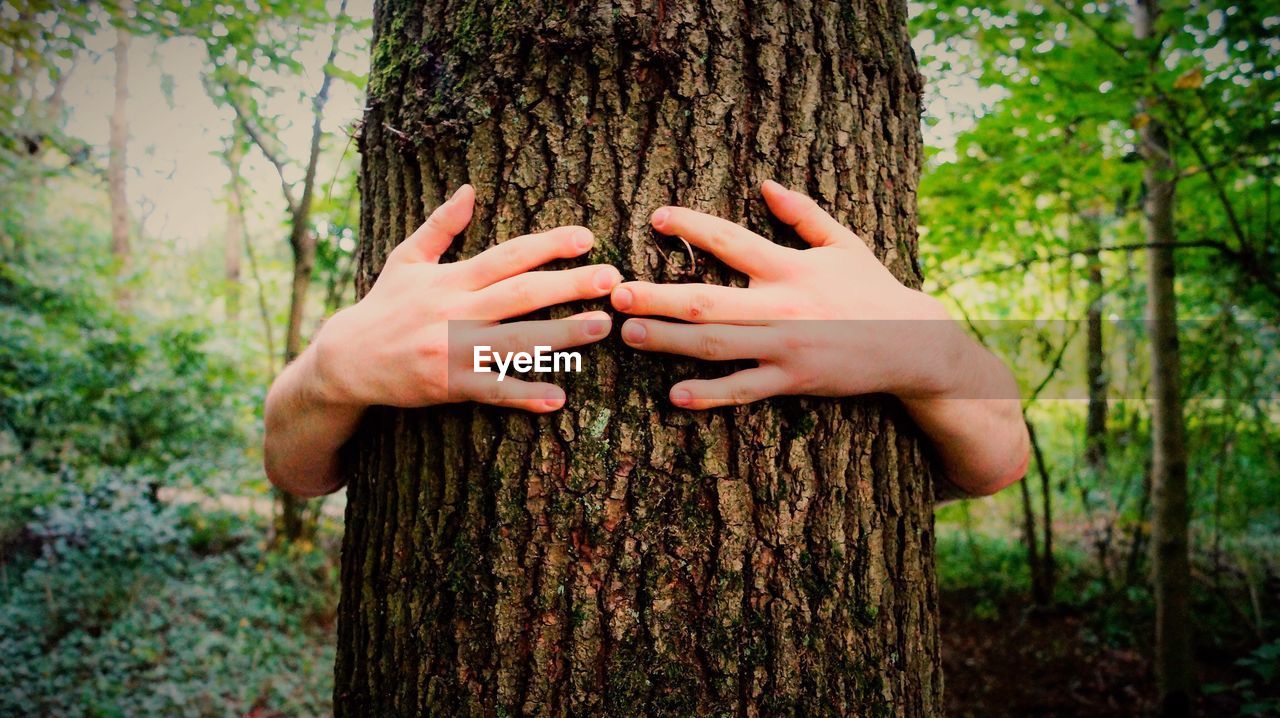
top-left (278, 209), bottom-right (317, 540)
top-left (337, 2), bottom-right (941, 715)
top-left (108, 2), bottom-right (132, 295)
top-left (225, 142), bottom-right (245, 326)
top-left (282, 218), bottom-right (317, 363)
top-left (274, 0), bottom-right (347, 543)
top-left (1135, 0), bottom-right (1194, 714)
top-left (1083, 213), bottom-right (1112, 581)
top-left (1023, 419), bottom-right (1055, 607)
top-left (1085, 232), bottom-right (1107, 479)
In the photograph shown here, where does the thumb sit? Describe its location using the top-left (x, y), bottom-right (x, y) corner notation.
top-left (760, 180), bottom-right (859, 249)
top-left (397, 184), bottom-right (475, 263)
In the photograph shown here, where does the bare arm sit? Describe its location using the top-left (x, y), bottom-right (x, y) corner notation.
top-left (611, 180), bottom-right (1029, 496)
top-left (264, 349), bottom-right (363, 497)
top-left (263, 185), bottom-right (621, 497)
top-left (899, 337), bottom-right (1030, 497)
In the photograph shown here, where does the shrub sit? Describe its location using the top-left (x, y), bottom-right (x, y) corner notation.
top-left (0, 476), bottom-right (337, 718)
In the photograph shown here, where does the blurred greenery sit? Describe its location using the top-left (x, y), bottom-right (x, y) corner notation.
top-left (0, 153), bottom-right (339, 716)
top-left (0, 479), bottom-right (337, 718)
top-left (1, 0), bottom-right (1277, 715)
top-left (914, 1), bottom-right (1278, 710)
top-left (2, 1), bottom-right (358, 714)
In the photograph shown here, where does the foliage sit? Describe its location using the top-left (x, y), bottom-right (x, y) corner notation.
top-left (0, 2), bottom-right (361, 716)
top-left (913, 0), bottom-right (1280, 566)
top-left (1217, 640), bottom-right (1280, 716)
top-left (0, 476), bottom-right (337, 718)
top-left (0, 1), bottom-right (95, 172)
top-left (936, 522), bottom-right (1279, 704)
top-left (0, 169), bottom-right (332, 715)
top-left (0, 193), bottom-right (257, 500)
top-left (0, 263), bottom-right (251, 476)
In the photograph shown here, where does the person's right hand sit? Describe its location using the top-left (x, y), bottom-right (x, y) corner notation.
top-left (308, 184), bottom-right (621, 413)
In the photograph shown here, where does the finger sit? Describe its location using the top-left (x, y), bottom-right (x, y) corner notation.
top-left (760, 180), bottom-right (861, 249)
top-left (456, 375), bottom-right (568, 413)
top-left (480, 311), bottom-right (612, 355)
top-left (611, 281), bottom-right (774, 324)
top-left (469, 264), bottom-right (622, 320)
top-left (460, 225), bottom-right (595, 288)
top-left (621, 319), bottom-right (778, 361)
top-left (669, 365), bottom-right (792, 410)
top-left (650, 206), bottom-right (795, 278)
top-left (395, 184), bottom-right (475, 263)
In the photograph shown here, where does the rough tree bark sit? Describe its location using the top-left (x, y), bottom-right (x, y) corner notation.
top-left (1135, 0), bottom-right (1193, 715)
top-left (337, 2), bottom-right (941, 715)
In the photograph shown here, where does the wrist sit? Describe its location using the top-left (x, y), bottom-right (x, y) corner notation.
top-left (894, 290), bottom-right (969, 401)
top-left (303, 310), bottom-right (362, 409)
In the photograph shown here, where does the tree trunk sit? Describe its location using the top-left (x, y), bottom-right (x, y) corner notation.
top-left (1018, 452), bottom-right (1045, 604)
top-left (1135, 1), bottom-right (1194, 714)
top-left (275, 192), bottom-right (319, 544)
top-left (225, 142), bottom-right (245, 326)
top-left (337, 2), bottom-right (941, 716)
top-left (1085, 230), bottom-right (1107, 478)
top-left (1083, 215), bottom-right (1111, 580)
top-left (274, 3), bottom-right (346, 543)
top-left (108, 2), bottom-right (132, 294)
top-left (283, 222), bottom-right (317, 363)
top-left (1024, 419), bottom-right (1054, 607)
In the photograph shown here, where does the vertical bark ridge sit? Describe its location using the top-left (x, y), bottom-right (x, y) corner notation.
top-left (339, 1), bottom-right (939, 716)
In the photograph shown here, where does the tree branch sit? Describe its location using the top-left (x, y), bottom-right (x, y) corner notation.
top-left (1165, 100), bottom-right (1250, 251)
top-left (221, 81), bottom-right (300, 214)
top-left (1046, 0), bottom-right (1129, 60)
top-left (1179, 144), bottom-right (1279, 179)
top-left (289, 0), bottom-right (350, 251)
top-left (935, 239), bottom-right (1235, 291)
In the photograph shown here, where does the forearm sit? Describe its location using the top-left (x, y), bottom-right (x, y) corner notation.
top-left (263, 347), bottom-right (364, 498)
top-left (901, 321), bottom-right (1030, 497)
top-left (610, 184), bottom-right (1031, 497)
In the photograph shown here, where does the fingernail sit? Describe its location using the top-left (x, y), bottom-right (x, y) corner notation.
top-left (544, 386), bottom-right (565, 408)
top-left (574, 229), bottom-right (594, 251)
top-left (650, 207), bottom-right (669, 228)
top-left (622, 320), bottom-right (646, 344)
top-left (612, 286), bottom-right (634, 311)
top-left (593, 267), bottom-right (618, 291)
top-left (671, 387), bottom-right (692, 407)
top-left (585, 318), bottom-right (610, 337)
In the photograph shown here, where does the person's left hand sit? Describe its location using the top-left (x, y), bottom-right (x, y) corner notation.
top-left (612, 180), bottom-right (967, 409)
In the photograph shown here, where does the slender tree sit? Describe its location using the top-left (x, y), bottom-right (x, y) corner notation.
top-left (222, 0), bottom-right (350, 539)
top-left (1135, 0), bottom-right (1193, 714)
top-left (1084, 217), bottom-right (1108, 482)
top-left (230, 139), bottom-right (282, 379)
top-left (336, 1), bottom-right (942, 715)
top-left (1082, 211), bottom-right (1112, 578)
top-left (224, 140), bottom-right (245, 326)
top-left (108, 0), bottom-right (133, 295)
